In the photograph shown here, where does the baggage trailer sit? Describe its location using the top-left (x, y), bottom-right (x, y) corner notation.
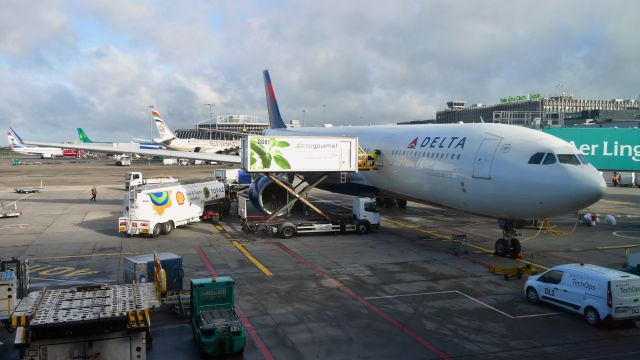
top-left (11, 283), bottom-right (161, 360)
top-left (191, 277), bottom-right (245, 356)
top-left (241, 197), bottom-right (380, 239)
top-left (119, 178), bottom-right (229, 237)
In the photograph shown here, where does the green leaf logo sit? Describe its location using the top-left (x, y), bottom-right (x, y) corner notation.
top-left (250, 138), bottom-right (291, 170)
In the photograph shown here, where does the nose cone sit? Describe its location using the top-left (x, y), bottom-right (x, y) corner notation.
top-left (575, 171), bottom-right (607, 208)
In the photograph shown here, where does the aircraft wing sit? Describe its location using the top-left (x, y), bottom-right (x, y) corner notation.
top-left (24, 141), bottom-right (241, 164)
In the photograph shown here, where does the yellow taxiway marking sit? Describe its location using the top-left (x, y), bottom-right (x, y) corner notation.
top-left (214, 224), bottom-right (224, 231)
top-left (28, 252), bottom-right (134, 260)
top-left (232, 240), bottom-right (273, 276)
top-left (385, 218), bottom-right (550, 271)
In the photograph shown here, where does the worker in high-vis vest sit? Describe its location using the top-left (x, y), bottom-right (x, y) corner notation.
top-left (367, 149), bottom-right (380, 166)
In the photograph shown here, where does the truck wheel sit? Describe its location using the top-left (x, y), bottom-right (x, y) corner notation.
top-left (151, 224), bottom-right (161, 237)
top-left (161, 221), bottom-right (173, 235)
top-left (280, 224), bottom-right (296, 239)
top-left (526, 287), bottom-right (539, 303)
top-left (584, 306), bottom-right (600, 326)
top-left (494, 238), bottom-right (509, 256)
top-left (356, 221), bottom-right (370, 234)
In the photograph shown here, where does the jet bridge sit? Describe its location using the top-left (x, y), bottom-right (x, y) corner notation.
top-left (241, 135), bottom-right (372, 221)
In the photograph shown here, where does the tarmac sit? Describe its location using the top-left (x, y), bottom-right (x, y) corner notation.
top-left (1, 156), bottom-right (640, 359)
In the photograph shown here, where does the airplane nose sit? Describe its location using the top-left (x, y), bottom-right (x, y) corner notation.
top-left (577, 172), bottom-right (607, 207)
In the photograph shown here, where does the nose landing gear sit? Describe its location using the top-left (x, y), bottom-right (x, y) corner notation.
top-left (495, 219), bottom-right (522, 258)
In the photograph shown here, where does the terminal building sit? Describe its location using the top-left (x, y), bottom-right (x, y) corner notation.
top-left (435, 95), bottom-right (640, 128)
top-left (174, 114), bottom-right (269, 141)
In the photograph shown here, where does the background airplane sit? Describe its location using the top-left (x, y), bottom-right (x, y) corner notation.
top-left (152, 111), bottom-right (238, 153)
top-left (77, 128), bottom-right (164, 150)
top-left (7, 128), bottom-right (63, 158)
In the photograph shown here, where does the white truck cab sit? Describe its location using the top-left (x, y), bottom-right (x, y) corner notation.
top-left (525, 263), bottom-right (640, 325)
top-left (353, 197), bottom-right (380, 227)
top-left (124, 172), bottom-right (178, 190)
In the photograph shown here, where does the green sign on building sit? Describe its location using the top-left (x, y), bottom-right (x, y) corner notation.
top-left (543, 128), bottom-right (640, 171)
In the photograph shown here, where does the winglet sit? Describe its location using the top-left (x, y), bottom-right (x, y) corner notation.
top-left (263, 70), bottom-right (287, 129)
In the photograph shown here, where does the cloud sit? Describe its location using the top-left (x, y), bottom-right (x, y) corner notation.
top-left (1, 0), bottom-right (639, 144)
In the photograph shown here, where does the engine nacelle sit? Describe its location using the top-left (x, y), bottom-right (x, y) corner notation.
top-left (248, 175), bottom-right (292, 215)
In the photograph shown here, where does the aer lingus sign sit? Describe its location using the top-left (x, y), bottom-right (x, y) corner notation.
top-left (543, 128), bottom-right (640, 171)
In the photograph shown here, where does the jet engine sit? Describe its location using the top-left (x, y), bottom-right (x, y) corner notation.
top-left (248, 175), bottom-right (292, 215)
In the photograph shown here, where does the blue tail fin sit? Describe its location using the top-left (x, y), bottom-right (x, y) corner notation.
top-left (10, 128), bottom-right (25, 144)
top-left (263, 70), bottom-right (287, 129)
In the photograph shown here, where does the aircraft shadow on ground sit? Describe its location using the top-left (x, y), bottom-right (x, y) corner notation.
top-left (76, 213), bottom-right (122, 236)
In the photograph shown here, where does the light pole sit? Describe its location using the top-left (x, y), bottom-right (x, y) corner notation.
top-left (148, 105), bottom-right (154, 141)
top-left (301, 109), bottom-right (306, 127)
top-left (204, 103), bottom-right (215, 130)
top-left (322, 104), bottom-right (327, 124)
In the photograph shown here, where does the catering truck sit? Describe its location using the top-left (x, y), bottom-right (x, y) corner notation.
top-left (119, 178), bottom-right (227, 237)
top-left (125, 171), bottom-right (178, 190)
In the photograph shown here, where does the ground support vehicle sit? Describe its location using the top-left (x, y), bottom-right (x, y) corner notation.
top-left (191, 277), bottom-right (245, 357)
top-left (241, 196), bottom-right (380, 239)
top-left (11, 282), bottom-right (161, 359)
top-left (116, 155), bottom-right (132, 166)
top-left (118, 178), bottom-right (227, 237)
top-left (490, 264), bottom-right (538, 280)
top-left (125, 171), bottom-right (178, 190)
top-left (525, 263), bottom-right (640, 325)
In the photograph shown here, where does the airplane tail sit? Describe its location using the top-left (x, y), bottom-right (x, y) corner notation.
top-left (263, 70), bottom-right (287, 129)
top-left (8, 128), bottom-right (27, 149)
top-left (151, 111), bottom-right (178, 142)
top-left (77, 128), bottom-right (93, 143)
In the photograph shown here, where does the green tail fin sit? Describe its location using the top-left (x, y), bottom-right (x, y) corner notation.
top-left (77, 128), bottom-right (92, 143)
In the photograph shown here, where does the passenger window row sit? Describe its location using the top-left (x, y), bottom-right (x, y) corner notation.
top-left (390, 149), bottom-right (462, 161)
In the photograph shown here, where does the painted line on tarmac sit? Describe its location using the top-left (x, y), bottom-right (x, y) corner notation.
top-left (28, 263), bottom-right (99, 277)
top-left (274, 241), bottom-right (451, 360)
top-left (232, 240), bottom-right (273, 276)
top-left (195, 245), bottom-right (275, 360)
top-left (29, 252), bottom-right (133, 260)
top-left (387, 217), bottom-right (551, 271)
top-left (364, 291), bottom-right (560, 319)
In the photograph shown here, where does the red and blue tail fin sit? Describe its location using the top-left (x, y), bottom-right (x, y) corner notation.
top-left (263, 70), bottom-right (287, 129)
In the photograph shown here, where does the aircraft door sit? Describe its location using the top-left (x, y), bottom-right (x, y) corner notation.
top-left (472, 138), bottom-right (501, 179)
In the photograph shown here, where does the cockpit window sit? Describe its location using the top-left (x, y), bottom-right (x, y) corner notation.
top-left (542, 153), bottom-right (556, 165)
top-left (557, 154), bottom-right (581, 165)
top-left (528, 152), bottom-right (545, 164)
top-left (577, 154), bottom-right (589, 165)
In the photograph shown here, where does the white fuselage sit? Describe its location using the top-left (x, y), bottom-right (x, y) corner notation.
top-left (156, 137), bottom-right (239, 153)
top-left (10, 145), bottom-right (63, 158)
top-left (266, 123), bottom-right (607, 220)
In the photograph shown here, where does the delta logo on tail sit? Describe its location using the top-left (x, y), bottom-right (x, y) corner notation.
top-left (407, 137), bottom-right (418, 149)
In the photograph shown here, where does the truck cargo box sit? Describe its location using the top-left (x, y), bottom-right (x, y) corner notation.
top-left (241, 135), bottom-right (358, 172)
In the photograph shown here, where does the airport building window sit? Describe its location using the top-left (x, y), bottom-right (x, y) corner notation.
top-left (528, 152), bottom-right (545, 164)
top-left (542, 153), bottom-right (557, 165)
top-left (557, 154), bottom-right (581, 165)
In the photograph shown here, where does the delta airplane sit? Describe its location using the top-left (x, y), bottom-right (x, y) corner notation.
top-left (24, 70), bottom-right (607, 256)
top-left (258, 70), bottom-right (606, 255)
top-left (7, 128), bottom-right (63, 158)
top-left (151, 111), bottom-right (238, 153)
top-left (77, 128), bottom-right (164, 150)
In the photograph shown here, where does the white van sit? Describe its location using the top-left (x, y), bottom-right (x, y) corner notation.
top-left (524, 263), bottom-right (640, 325)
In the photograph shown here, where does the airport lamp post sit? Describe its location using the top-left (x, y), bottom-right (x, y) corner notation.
top-left (322, 104), bottom-right (327, 124)
top-left (205, 103), bottom-right (215, 130)
top-left (301, 109), bottom-right (306, 127)
top-left (148, 105), bottom-right (154, 165)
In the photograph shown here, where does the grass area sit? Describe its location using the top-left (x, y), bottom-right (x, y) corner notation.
top-left (0, 147), bottom-right (13, 156)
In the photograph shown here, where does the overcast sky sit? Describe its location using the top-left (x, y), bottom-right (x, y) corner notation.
top-left (1, 0), bottom-right (639, 143)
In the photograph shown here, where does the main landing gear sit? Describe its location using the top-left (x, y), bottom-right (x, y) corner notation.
top-left (495, 219), bottom-right (522, 258)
